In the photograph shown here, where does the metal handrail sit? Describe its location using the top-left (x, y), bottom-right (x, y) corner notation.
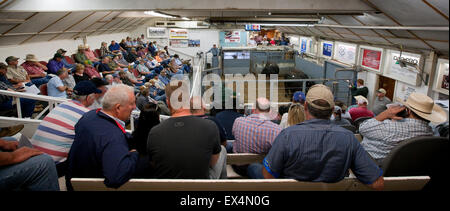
top-left (0, 90), bottom-right (68, 119)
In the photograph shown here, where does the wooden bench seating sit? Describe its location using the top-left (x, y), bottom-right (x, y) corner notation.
top-left (70, 176), bottom-right (430, 191)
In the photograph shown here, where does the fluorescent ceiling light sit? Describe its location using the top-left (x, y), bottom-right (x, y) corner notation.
top-left (243, 23), bottom-right (315, 27)
top-left (144, 11), bottom-right (175, 18)
top-left (181, 17), bottom-right (190, 20)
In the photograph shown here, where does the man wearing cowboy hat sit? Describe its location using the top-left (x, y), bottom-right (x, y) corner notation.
top-left (360, 92), bottom-right (447, 164)
top-left (372, 88), bottom-right (392, 115)
top-left (21, 54), bottom-right (52, 88)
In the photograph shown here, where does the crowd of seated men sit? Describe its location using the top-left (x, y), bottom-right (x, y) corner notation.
top-left (0, 34), bottom-right (192, 119)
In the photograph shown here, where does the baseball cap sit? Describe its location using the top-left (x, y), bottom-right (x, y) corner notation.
top-left (305, 84), bottom-right (335, 110)
top-left (354, 95), bottom-right (369, 105)
top-left (377, 88), bottom-right (387, 94)
top-left (57, 48), bottom-right (67, 54)
top-left (5, 56), bottom-right (19, 63)
top-left (90, 77), bottom-right (109, 88)
top-left (53, 53), bottom-right (64, 59)
top-left (73, 81), bottom-right (102, 96)
top-left (293, 91), bottom-right (306, 103)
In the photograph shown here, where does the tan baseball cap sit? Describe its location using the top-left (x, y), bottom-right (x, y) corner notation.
top-left (306, 84), bottom-right (335, 110)
top-left (377, 88), bottom-right (387, 94)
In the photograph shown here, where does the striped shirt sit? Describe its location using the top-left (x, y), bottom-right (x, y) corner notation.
top-left (360, 118), bottom-right (433, 160)
top-left (232, 114), bottom-right (282, 154)
top-left (31, 100), bottom-right (91, 163)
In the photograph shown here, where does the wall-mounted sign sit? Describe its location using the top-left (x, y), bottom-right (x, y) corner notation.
top-left (334, 42), bottom-right (357, 65)
top-left (224, 31), bottom-right (241, 43)
top-left (300, 39), bottom-right (307, 53)
top-left (188, 39), bottom-right (200, 47)
top-left (169, 39), bottom-right (188, 48)
top-left (169, 28), bottom-right (189, 39)
top-left (433, 59), bottom-right (449, 95)
top-left (245, 24), bottom-right (261, 31)
top-left (147, 27), bottom-right (166, 38)
top-left (322, 42), bottom-right (333, 57)
top-left (384, 50), bottom-right (421, 86)
top-left (361, 48), bottom-right (383, 72)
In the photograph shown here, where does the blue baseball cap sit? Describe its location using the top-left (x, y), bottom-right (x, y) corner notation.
top-left (73, 81), bottom-right (102, 96)
top-left (293, 91), bottom-right (306, 103)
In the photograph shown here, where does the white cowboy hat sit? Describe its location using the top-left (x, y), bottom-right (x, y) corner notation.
top-left (395, 92), bottom-right (447, 124)
top-left (25, 54), bottom-right (39, 62)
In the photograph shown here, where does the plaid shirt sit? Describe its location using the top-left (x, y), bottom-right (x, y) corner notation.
top-left (232, 114), bottom-right (282, 154)
top-left (360, 118), bottom-right (433, 160)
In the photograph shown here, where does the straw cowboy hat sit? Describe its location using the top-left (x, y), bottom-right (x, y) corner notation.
top-left (78, 44), bottom-right (85, 50)
top-left (25, 54), bottom-right (39, 62)
top-left (396, 92), bottom-right (447, 124)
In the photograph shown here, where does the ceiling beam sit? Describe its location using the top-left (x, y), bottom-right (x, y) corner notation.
top-left (351, 15), bottom-right (394, 45)
top-left (85, 12), bottom-right (124, 37)
top-left (20, 12), bottom-right (72, 44)
top-left (326, 15), bottom-right (365, 40)
top-left (422, 0), bottom-right (448, 21)
top-left (98, 17), bottom-right (133, 35)
top-left (119, 17), bottom-right (144, 33)
top-left (69, 11), bottom-right (114, 39)
top-left (48, 11), bottom-right (96, 41)
top-left (1, 12), bottom-right (38, 36)
top-left (361, 0), bottom-right (436, 50)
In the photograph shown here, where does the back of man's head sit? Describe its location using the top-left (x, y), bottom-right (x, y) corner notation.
top-left (102, 84), bottom-right (133, 111)
top-left (305, 84), bottom-right (334, 119)
top-left (56, 68), bottom-right (67, 76)
top-left (190, 96), bottom-right (206, 115)
top-left (165, 80), bottom-right (190, 111)
top-left (255, 97), bottom-right (271, 113)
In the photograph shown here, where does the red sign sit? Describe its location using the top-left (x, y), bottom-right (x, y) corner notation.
top-left (362, 49), bottom-right (382, 71)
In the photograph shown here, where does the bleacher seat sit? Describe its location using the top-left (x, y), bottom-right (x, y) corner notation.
top-left (39, 61), bottom-right (48, 66)
top-left (340, 124), bottom-right (357, 133)
top-left (70, 176), bottom-right (430, 191)
top-left (94, 49), bottom-right (101, 58)
top-left (65, 56), bottom-right (75, 64)
top-left (381, 136), bottom-right (449, 190)
top-left (71, 54), bottom-right (77, 63)
top-left (40, 84), bottom-right (48, 96)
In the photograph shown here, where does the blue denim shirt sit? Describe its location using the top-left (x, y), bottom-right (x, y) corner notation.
top-left (264, 119), bottom-right (382, 184)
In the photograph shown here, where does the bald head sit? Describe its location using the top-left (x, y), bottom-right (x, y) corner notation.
top-left (255, 97), bottom-right (270, 113)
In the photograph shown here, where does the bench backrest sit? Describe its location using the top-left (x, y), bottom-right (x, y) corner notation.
top-left (70, 176), bottom-right (429, 191)
top-left (227, 153), bottom-right (265, 165)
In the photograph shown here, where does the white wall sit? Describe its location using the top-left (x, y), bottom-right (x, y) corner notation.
top-left (0, 32), bottom-right (130, 64)
top-left (129, 25), bottom-right (220, 61)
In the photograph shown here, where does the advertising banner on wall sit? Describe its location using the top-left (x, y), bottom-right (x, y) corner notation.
top-left (384, 51), bottom-right (421, 86)
top-left (433, 59), bottom-right (449, 94)
top-left (361, 48), bottom-right (382, 71)
top-left (169, 29), bottom-right (189, 39)
top-left (169, 39), bottom-right (188, 48)
top-left (334, 43), bottom-right (356, 65)
top-left (188, 39), bottom-right (200, 47)
top-left (300, 39), bottom-right (307, 53)
top-left (322, 42), bottom-right (333, 57)
top-left (147, 27), bottom-right (166, 38)
top-left (224, 31), bottom-right (241, 43)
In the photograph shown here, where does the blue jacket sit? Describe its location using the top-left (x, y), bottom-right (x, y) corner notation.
top-left (66, 109), bottom-right (139, 190)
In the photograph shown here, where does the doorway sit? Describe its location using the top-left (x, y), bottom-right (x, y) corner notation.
top-left (378, 75), bottom-right (396, 100)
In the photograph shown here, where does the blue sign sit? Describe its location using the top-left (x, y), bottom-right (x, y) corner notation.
top-left (245, 24), bottom-right (261, 31)
top-left (300, 39), bottom-right (307, 53)
top-left (323, 43), bottom-right (333, 57)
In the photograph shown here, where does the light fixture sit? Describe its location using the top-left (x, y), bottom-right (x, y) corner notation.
top-left (181, 17), bottom-right (190, 20)
top-left (268, 12), bottom-right (271, 16)
top-left (144, 11), bottom-right (176, 18)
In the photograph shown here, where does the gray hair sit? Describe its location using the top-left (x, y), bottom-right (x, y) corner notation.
top-left (72, 93), bottom-right (96, 102)
top-left (102, 84), bottom-right (134, 110)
